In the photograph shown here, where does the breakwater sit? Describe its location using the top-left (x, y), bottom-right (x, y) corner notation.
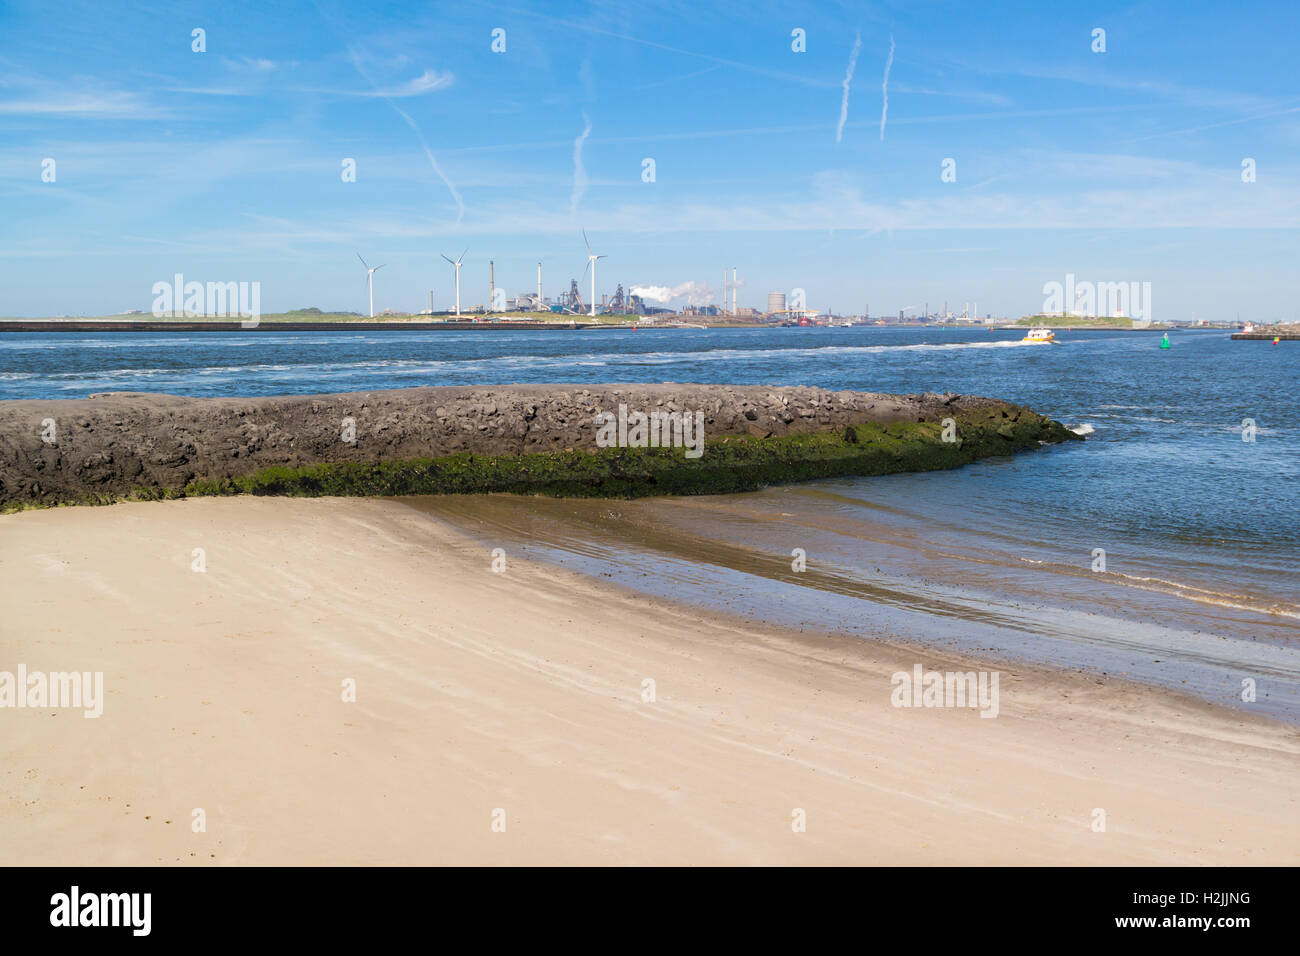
top-left (0, 384), bottom-right (1078, 508)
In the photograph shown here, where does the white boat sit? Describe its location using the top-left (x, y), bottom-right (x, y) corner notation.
top-left (1020, 327), bottom-right (1056, 344)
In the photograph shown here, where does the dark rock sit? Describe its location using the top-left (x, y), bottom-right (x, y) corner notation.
top-left (0, 384), bottom-right (1063, 508)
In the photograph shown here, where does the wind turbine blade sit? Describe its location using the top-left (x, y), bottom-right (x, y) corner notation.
top-left (357, 253), bottom-right (370, 270)
top-left (457, 247), bottom-right (468, 264)
top-left (582, 229), bottom-right (590, 254)
top-left (596, 255), bottom-right (607, 260)
top-left (375, 265), bottom-right (385, 271)
top-left (581, 259), bottom-right (591, 281)
top-left (441, 255), bottom-right (455, 265)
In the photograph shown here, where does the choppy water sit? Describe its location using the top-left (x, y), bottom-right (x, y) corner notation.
top-left (4, 326), bottom-right (1297, 718)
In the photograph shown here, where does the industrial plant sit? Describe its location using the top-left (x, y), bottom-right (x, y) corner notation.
top-left (359, 232), bottom-right (1013, 328)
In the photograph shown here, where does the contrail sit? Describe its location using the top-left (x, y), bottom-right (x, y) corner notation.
top-left (570, 112), bottom-right (592, 214)
top-left (835, 31), bottom-right (862, 144)
top-left (880, 34), bottom-right (895, 141)
top-left (344, 46), bottom-right (463, 223)
top-left (389, 101), bottom-right (464, 224)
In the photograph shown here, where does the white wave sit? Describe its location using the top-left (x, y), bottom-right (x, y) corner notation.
top-left (1014, 555), bottom-right (1300, 620)
top-left (1097, 404), bottom-right (1181, 411)
top-left (1068, 423), bottom-right (1095, 436)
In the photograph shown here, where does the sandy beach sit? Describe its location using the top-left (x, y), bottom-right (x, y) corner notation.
top-left (2, 495), bottom-right (1297, 865)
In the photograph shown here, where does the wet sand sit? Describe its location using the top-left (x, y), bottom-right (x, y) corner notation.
top-left (401, 489), bottom-right (1300, 722)
top-left (2, 495), bottom-right (1297, 865)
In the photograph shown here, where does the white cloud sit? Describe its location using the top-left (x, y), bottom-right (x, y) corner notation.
top-left (380, 69), bottom-right (454, 97)
top-left (223, 56), bottom-right (279, 73)
top-left (0, 87), bottom-right (164, 119)
top-left (302, 69), bottom-right (455, 98)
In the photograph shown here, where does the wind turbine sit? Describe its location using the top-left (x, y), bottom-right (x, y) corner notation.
top-left (581, 230), bottom-right (606, 318)
top-left (441, 248), bottom-right (467, 316)
top-left (357, 254), bottom-right (385, 318)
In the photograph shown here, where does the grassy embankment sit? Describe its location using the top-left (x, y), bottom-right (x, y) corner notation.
top-left (4, 309), bottom-right (767, 327)
top-left (1016, 314), bottom-right (1141, 328)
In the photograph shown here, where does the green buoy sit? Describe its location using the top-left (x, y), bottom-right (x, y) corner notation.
top-left (1160, 332), bottom-right (1170, 349)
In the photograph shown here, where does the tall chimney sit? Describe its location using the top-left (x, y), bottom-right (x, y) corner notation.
top-left (489, 260), bottom-right (495, 312)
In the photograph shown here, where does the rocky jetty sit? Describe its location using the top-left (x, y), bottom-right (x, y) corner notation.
top-left (0, 384), bottom-right (1080, 509)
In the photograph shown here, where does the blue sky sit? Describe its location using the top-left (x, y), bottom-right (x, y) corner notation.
top-left (2, 0), bottom-right (1298, 319)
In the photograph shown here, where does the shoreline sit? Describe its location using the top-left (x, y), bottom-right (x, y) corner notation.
top-left (395, 491), bottom-right (1300, 724)
top-left (0, 319), bottom-right (596, 332)
top-left (4, 495), bottom-right (1294, 865)
top-left (1, 320), bottom-right (1236, 332)
top-left (393, 490), bottom-right (1298, 730)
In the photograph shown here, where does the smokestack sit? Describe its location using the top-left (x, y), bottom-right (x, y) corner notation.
top-left (430, 290), bottom-right (434, 314)
top-left (489, 260), bottom-right (495, 313)
top-left (732, 267), bottom-right (737, 315)
top-left (537, 262), bottom-right (542, 306)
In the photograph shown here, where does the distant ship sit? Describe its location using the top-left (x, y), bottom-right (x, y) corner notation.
top-left (1020, 327), bottom-right (1056, 344)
